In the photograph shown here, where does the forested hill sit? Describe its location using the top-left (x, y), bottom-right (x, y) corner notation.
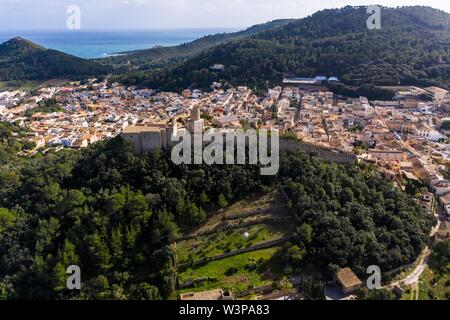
top-left (0, 37), bottom-right (111, 81)
top-left (119, 6), bottom-right (450, 91)
top-left (0, 123), bottom-right (434, 299)
top-left (101, 19), bottom-right (294, 71)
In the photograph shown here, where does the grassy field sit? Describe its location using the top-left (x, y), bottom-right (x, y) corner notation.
top-left (177, 191), bottom-right (292, 295)
top-left (400, 285), bottom-right (419, 300)
top-left (0, 81), bottom-right (41, 92)
top-left (418, 267), bottom-right (450, 300)
top-left (178, 247), bottom-right (285, 293)
top-left (177, 223), bottom-right (288, 264)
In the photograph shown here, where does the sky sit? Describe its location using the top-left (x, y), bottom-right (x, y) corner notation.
top-left (1, 0), bottom-right (450, 31)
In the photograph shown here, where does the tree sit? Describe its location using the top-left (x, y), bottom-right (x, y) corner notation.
top-left (440, 121), bottom-right (450, 131)
top-left (279, 277), bottom-right (294, 299)
top-left (218, 194), bottom-right (229, 208)
top-left (86, 233), bottom-right (112, 272)
top-left (110, 227), bottom-right (124, 263)
top-left (0, 208), bottom-right (16, 232)
top-left (358, 288), bottom-right (396, 300)
top-left (179, 203), bottom-right (206, 227)
top-left (130, 283), bottom-right (161, 300)
top-left (429, 241), bottom-right (450, 273)
top-left (285, 245), bottom-right (306, 267)
top-left (152, 211), bottom-right (179, 243)
top-left (0, 128), bottom-right (435, 300)
top-left (199, 192), bottom-right (210, 207)
top-left (295, 223), bottom-right (313, 246)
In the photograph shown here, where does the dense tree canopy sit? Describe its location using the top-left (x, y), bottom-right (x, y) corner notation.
top-left (0, 133), bottom-right (270, 299)
top-left (101, 19), bottom-right (293, 72)
top-left (280, 152), bottom-right (435, 276)
top-left (119, 6), bottom-right (450, 95)
top-left (429, 240), bottom-right (450, 273)
top-left (0, 122), bottom-right (434, 299)
top-left (0, 38), bottom-right (110, 81)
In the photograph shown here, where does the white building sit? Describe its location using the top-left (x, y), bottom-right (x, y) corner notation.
top-left (425, 86), bottom-right (450, 107)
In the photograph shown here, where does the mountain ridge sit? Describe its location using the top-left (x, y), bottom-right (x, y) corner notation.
top-left (101, 19), bottom-right (294, 71)
top-left (0, 37), bottom-right (111, 82)
top-left (118, 5), bottom-right (450, 92)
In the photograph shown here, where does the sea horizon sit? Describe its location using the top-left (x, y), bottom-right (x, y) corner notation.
top-left (0, 28), bottom-right (239, 59)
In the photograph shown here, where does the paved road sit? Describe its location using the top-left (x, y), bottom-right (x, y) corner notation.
top-left (388, 210), bottom-right (440, 289)
top-left (388, 247), bottom-right (430, 289)
top-left (402, 254), bottom-right (429, 286)
top-left (388, 214), bottom-right (440, 289)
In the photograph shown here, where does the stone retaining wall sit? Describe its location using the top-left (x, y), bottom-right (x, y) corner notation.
top-left (178, 236), bottom-right (292, 271)
top-left (279, 139), bottom-right (356, 164)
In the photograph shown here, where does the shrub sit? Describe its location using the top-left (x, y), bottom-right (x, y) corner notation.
top-left (225, 267), bottom-right (238, 276)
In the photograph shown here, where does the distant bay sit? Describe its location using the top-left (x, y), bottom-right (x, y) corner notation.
top-left (0, 29), bottom-right (237, 59)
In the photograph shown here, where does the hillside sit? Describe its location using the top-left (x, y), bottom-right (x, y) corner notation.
top-left (0, 132), bottom-right (434, 299)
top-left (119, 6), bottom-right (450, 91)
top-left (0, 37), bottom-right (111, 81)
top-left (101, 19), bottom-right (293, 71)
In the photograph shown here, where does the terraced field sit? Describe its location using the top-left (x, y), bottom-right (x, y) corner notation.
top-left (176, 191), bottom-right (294, 295)
top-left (418, 267), bottom-right (450, 300)
top-left (177, 223), bottom-right (289, 264)
top-left (178, 247), bottom-right (284, 293)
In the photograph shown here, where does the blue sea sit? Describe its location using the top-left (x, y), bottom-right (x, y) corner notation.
top-left (0, 29), bottom-right (237, 59)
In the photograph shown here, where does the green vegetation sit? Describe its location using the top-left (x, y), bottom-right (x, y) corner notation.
top-left (103, 19), bottom-right (293, 72)
top-left (176, 191), bottom-right (292, 296)
top-left (0, 131), bottom-right (273, 299)
top-left (401, 241), bottom-right (450, 300)
top-left (0, 121), bottom-right (34, 165)
top-left (0, 124), bottom-right (434, 299)
top-left (358, 288), bottom-right (396, 300)
top-left (281, 132), bottom-right (302, 143)
top-left (429, 240), bottom-right (450, 273)
top-left (0, 80), bottom-right (42, 91)
top-left (328, 83), bottom-right (395, 100)
top-left (120, 6), bottom-right (450, 96)
top-left (179, 247), bottom-right (283, 293)
top-left (0, 37), bottom-right (110, 81)
top-left (281, 151), bottom-right (435, 277)
top-left (418, 267), bottom-right (450, 300)
top-left (23, 98), bottom-right (63, 117)
top-left (440, 121), bottom-right (450, 131)
top-left (418, 240), bottom-right (450, 300)
top-left (401, 285), bottom-right (419, 300)
top-left (177, 223), bottom-right (287, 264)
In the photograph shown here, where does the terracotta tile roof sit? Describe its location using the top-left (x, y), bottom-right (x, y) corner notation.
top-left (336, 268), bottom-right (362, 289)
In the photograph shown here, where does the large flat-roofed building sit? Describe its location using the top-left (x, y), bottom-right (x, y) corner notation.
top-left (424, 86), bottom-right (449, 107)
top-left (209, 64), bottom-right (225, 71)
top-left (122, 107), bottom-right (205, 154)
top-left (283, 76), bottom-right (339, 86)
top-left (122, 122), bottom-right (178, 154)
top-left (122, 126), bottom-right (164, 154)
